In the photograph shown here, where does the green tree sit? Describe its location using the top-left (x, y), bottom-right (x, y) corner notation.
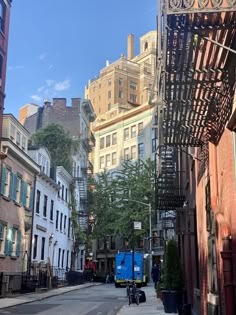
top-left (89, 159), bottom-right (155, 246)
top-left (89, 170), bottom-right (118, 240)
top-left (31, 123), bottom-right (79, 174)
top-left (113, 159), bottom-right (155, 243)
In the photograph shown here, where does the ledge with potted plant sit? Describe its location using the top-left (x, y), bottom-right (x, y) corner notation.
top-left (160, 239), bottom-right (184, 313)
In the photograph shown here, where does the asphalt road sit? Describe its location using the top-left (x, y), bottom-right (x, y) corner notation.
top-left (0, 284), bottom-right (128, 315)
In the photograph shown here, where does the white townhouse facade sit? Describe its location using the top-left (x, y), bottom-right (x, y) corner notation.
top-left (54, 166), bottom-right (73, 271)
top-left (27, 147), bottom-right (59, 269)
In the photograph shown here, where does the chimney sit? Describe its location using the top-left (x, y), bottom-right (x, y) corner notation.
top-left (127, 34), bottom-right (134, 60)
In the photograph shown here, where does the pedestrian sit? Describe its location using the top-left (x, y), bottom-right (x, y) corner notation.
top-left (105, 272), bottom-right (110, 283)
top-left (151, 263), bottom-right (159, 289)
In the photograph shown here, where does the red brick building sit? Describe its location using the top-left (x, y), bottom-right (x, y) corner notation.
top-left (0, 115), bottom-right (39, 295)
top-left (155, 1), bottom-right (236, 315)
top-left (0, 0), bottom-right (11, 142)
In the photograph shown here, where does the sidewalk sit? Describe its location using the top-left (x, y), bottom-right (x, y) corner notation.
top-left (117, 284), bottom-right (166, 315)
top-left (0, 282), bottom-right (102, 310)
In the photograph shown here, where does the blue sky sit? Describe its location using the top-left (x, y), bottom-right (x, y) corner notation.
top-left (5, 0), bottom-right (157, 118)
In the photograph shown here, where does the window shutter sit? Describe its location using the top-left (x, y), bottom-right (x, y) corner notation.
top-left (0, 224), bottom-right (2, 240)
top-left (8, 228), bottom-right (13, 256)
top-left (12, 174), bottom-right (17, 201)
top-left (21, 181), bottom-right (27, 206)
top-left (30, 186), bottom-right (34, 210)
top-left (16, 230), bottom-right (21, 257)
top-left (1, 165), bottom-right (6, 195)
top-left (10, 172), bottom-right (14, 200)
top-left (4, 227), bottom-right (9, 255)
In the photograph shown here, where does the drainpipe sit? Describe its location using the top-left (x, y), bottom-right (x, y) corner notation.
top-left (220, 236), bottom-right (235, 315)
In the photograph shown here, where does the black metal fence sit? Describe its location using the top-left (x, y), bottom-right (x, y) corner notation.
top-left (0, 267), bottom-right (93, 297)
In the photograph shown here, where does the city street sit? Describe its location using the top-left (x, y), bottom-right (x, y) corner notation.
top-left (0, 284), bottom-right (128, 315)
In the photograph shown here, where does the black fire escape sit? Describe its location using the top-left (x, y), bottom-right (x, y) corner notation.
top-left (155, 0), bottom-right (236, 203)
top-left (152, 0), bottom-right (236, 225)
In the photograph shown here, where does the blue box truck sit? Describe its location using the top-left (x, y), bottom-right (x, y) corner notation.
top-left (114, 251), bottom-right (147, 287)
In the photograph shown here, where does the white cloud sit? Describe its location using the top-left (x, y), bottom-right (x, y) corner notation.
top-left (31, 78), bottom-right (71, 103)
top-left (54, 79), bottom-right (70, 91)
top-left (39, 52), bottom-right (47, 60)
top-left (31, 94), bottom-right (42, 102)
top-left (46, 79), bottom-right (54, 87)
top-left (8, 65), bottom-right (24, 71)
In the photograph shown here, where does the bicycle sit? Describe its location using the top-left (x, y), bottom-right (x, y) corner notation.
top-left (127, 281), bottom-right (139, 305)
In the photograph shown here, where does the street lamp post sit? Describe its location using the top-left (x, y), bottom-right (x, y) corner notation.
top-left (123, 199), bottom-right (152, 283)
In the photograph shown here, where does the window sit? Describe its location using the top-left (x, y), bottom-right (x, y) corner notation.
top-left (41, 237), bottom-right (45, 260)
top-left (138, 143), bottom-right (144, 159)
top-left (100, 156), bottom-right (105, 169)
top-left (68, 218), bottom-right (71, 238)
top-left (108, 91), bottom-right (111, 99)
top-left (36, 190), bottom-right (40, 214)
top-left (0, 224), bottom-right (6, 255)
top-left (58, 248), bottom-right (61, 267)
top-left (112, 133), bottom-right (117, 145)
top-left (62, 249), bottom-right (65, 268)
top-left (62, 185), bottom-right (64, 200)
top-left (22, 137), bottom-right (26, 151)
top-left (65, 188), bottom-right (68, 202)
top-left (15, 176), bottom-right (22, 204)
top-left (108, 103), bottom-right (111, 110)
top-left (138, 122), bottom-right (143, 135)
top-left (108, 78), bottom-right (112, 86)
top-left (119, 78), bottom-right (123, 86)
top-left (152, 139), bottom-right (157, 153)
top-left (118, 90), bottom-right (123, 98)
top-left (33, 235), bottom-right (38, 259)
top-left (124, 128), bottom-right (129, 141)
top-left (100, 137), bottom-right (104, 149)
top-left (10, 124), bottom-right (15, 140)
top-left (131, 125), bottom-right (136, 138)
top-left (56, 211), bottom-right (59, 229)
top-left (124, 148), bottom-right (129, 160)
top-left (64, 215), bottom-right (67, 231)
top-left (50, 200), bottom-right (54, 221)
top-left (43, 195), bottom-right (47, 217)
top-left (11, 228), bottom-right (17, 256)
top-left (66, 250), bottom-right (69, 269)
top-left (26, 183), bottom-right (32, 208)
top-left (112, 152), bottom-right (117, 165)
top-left (16, 132), bottom-right (21, 146)
top-left (58, 181), bottom-right (61, 197)
top-left (131, 145), bottom-right (136, 159)
top-left (106, 154), bottom-right (111, 167)
top-left (60, 213), bottom-right (63, 231)
top-left (130, 81), bottom-right (137, 90)
top-left (130, 94), bottom-right (137, 103)
top-left (0, 1), bottom-right (6, 33)
top-left (106, 135), bottom-right (111, 147)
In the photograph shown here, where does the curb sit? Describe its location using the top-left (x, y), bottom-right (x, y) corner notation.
top-left (0, 282), bottom-right (103, 310)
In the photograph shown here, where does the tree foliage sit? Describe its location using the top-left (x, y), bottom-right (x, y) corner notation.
top-left (161, 239), bottom-right (183, 290)
top-left (89, 159), bottom-right (155, 245)
top-left (31, 123), bottom-right (79, 174)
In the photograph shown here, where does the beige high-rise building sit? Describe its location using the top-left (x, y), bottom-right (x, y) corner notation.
top-left (85, 31), bottom-right (157, 116)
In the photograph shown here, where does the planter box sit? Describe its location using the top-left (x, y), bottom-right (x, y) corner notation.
top-left (161, 290), bottom-right (183, 313)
